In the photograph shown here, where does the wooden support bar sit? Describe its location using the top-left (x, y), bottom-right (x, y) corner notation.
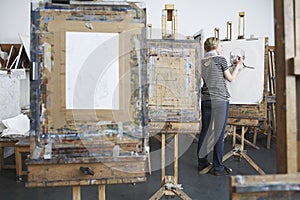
top-left (15, 141), bottom-right (30, 179)
top-left (149, 186), bottom-right (165, 200)
top-left (241, 126), bottom-right (245, 151)
top-left (98, 185), bottom-right (105, 200)
top-left (172, 189), bottom-right (192, 200)
top-left (73, 186), bottom-right (81, 200)
top-left (240, 152), bottom-right (265, 175)
top-left (0, 140), bottom-right (17, 170)
top-left (252, 128), bottom-right (257, 146)
top-left (234, 131), bottom-right (260, 150)
top-left (230, 173), bottom-right (300, 199)
top-left (226, 21), bottom-right (232, 41)
top-left (237, 12), bottom-right (245, 39)
top-left (274, 0), bottom-right (298, 174)
top-left (161, 133), bottom-right (165, 182)
top-left (174, 133), bottom-right (178, 185)
top-left (293, 0), bottom-right (300, 75)
top-left (214, 27), bottom-right (219, 39)
top-left (150, 123), bottom-right (192, 199)
top-left (232, 126), bottom-right (236, 148)
top-left (291, 57), bottom-right (300, 75)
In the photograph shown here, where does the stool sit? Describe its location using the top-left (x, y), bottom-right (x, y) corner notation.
top-left (15, 139), bottom-right (30, 181)
top-left (0, 138), bottom-right (17, 170)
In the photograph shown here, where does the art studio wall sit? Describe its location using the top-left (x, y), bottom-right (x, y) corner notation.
top-left (0, 0), bottom-right (274, 44)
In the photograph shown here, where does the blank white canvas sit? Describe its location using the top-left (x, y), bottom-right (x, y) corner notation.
top-left (221, 38), bottom-right (265, 104)
top-left (66, 32), bottom-right (119, 109)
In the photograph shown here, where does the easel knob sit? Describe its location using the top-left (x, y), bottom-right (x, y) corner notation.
top-left (147, 24), bottom-right (152, 39)
top-left (226, 21), bottom-right (232, 41)
top-left (214, 27), bottom-right (220, 39)
top-left (237, 12), bottom-right (245, 39)
top-left (162, 4), bottom-right (177, 40)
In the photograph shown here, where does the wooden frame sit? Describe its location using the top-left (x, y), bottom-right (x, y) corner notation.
top-left (227, 38), bottom-right (270, 149)
top-left (230, 0), bottom-right (300, 198)
top-left (27, 2), bottom-right (148, 194)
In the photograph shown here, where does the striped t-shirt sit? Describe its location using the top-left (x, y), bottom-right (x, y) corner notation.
top-left (201, 55), bottom-right (230, 102)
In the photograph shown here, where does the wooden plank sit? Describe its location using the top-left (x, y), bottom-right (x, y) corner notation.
top-left (283, 0), bottom-right (297, 174)
top-left (274, 0), bottom-right (287, 173)
top-left (231, 173), bottom-right (300, 193)
top-left (26, 159), bottom-right (146, 187)
top-left (274, 0), bottom-right (298, 173)
top-left (174, 133), bottom-right (178, 185)
top-left (231, 191), bottom-right (295, 200)
top-left (26, 177), bottom-right (146, 188)
top-left (161, 133), bottom-right (165, 182)
top-left (227, 118), bottom-right (259, 127)
top-left (15, 145), bottom-right (30, 177)
top-left (296, 2), bottom-right (300, 173)
top-left (0, 140), bottom-right (17, 170)
top-left (98, 185), bottom-right (105, 200)
top-left (293, 0), bottom-right (300, 75)
top-left (73, 186), bottom-right (81, 200)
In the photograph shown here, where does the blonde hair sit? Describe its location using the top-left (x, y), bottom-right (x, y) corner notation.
top-left (204, 37), bottom-right (220, 52)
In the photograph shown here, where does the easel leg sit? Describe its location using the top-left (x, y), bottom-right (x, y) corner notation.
top-left (98, 185), bottom-right (105, 200)
top-left (161, 133), bottom-right (165, 182)
top-left (240, 152), bottom-right (266, 175)
top-left (174, 133), bottom-right (178, 185)
top-left (150, 131), bottom-right (192, 200)
top-left (0, 146), bottom-right (4, 170)
top-left (200, 125), bottom-right (265, 175)
top-left (146, 146), bottom-right (152, 175)
top-left (73, 186), bottom-right (81, 200)
top-left (252, 128), bottom-right (257, 146)
top-left (149, 186), bottom-right (165, 200)
top-left (232, 126), bottom-right (236, 148)
top-left (15, 146), bottom-right (22, 180)
top-left (241, 126), bottom-right (245, 151)
top-left (172, 189), bottom-right (192, 200)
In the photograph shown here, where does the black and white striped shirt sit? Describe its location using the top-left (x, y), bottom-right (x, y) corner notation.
top-left (201, 55), bottom-right (230, 102)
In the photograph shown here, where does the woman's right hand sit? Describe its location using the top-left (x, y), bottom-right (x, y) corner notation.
top-left (236, 56), bottom-right (244, 66)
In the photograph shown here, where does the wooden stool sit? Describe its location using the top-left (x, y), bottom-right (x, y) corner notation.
top-left (0, 138), bottom-right (17, 170)
top-left (15, 138), bottom-right (30, 181)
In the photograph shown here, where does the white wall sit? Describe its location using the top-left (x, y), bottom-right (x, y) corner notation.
top-left (143, 0), bottom-right (274, 44)
top-left (0, 0), bottom-right (274, 44)
top-left (0, 0), bottom-right (31, 43)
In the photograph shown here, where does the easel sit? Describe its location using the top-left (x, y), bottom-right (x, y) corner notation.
top-left (200, 38), bottom-right (271, 175)
top-left (200, 125), bottom-right (265, 175)
top-left (266, 46), bottom-right (276, 144)
top-left (149, 122), bottom-right (192, 200)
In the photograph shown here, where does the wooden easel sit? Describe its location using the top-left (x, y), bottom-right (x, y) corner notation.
top-left (200, 38), bottom-right (271, 175)
top-left (266, 46), bottom-right (276, 145)
top-left (149, 122), bottom-right (192, 200)
top-left (224, 38), bottom-right (271, 174)
top-left (199, 124), bottom-right (265, 175)
top-left (225, 125), bottom-right (265, 175)
top-left (227, 38), bottom-right (272, 148)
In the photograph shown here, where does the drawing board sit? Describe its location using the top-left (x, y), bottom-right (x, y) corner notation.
top-left (222, 38), bottom-right (265, 104)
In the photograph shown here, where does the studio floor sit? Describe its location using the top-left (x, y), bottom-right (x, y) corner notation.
top-left (0, 132), bottom-right (278, 200)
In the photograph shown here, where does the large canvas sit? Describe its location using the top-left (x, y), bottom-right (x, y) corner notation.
top-left (221, 38), bottom-right (265, 104)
